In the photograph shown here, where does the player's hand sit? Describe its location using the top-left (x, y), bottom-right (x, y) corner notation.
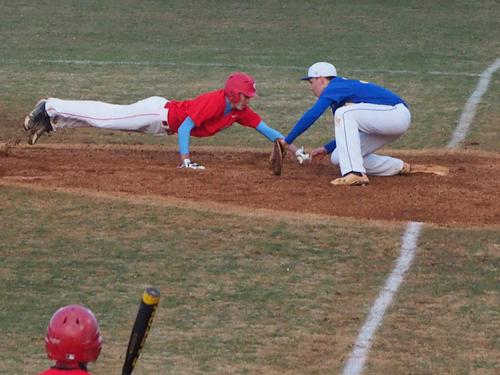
top-left (310, 146), bottom-right (328, 161)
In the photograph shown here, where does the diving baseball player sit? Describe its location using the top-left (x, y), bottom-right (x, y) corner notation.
top-left (280, 62), bottom-right (412, 186)
top-left (23, 72), bottom-right (309, 169)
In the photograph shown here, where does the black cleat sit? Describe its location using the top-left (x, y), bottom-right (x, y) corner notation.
top-left (24, 99), bottom-right (53, 145)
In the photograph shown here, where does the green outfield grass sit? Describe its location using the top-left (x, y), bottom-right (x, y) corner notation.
top-left (1, 63), bottom-right (484, 150)
top-left (369, 227), bottom-right (500, 373)
top-left (1, 1), bottom-right (499, 374)
top-left (0, 186), bottom-right (498, 374)
top-left (468, 74), bottom-right (500, 151)
top-left (1, 0), bottom-right (499, 150)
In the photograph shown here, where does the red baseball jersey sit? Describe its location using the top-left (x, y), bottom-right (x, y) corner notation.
top-left (39, 368), bottom-right (91, 375)
top-left (166, 89), bottom-right (261, 137)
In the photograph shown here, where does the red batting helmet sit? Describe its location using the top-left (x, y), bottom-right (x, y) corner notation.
top-left (45, 304), bottom-right (102, 365)
top-left (224, 72), bottom-right (257, 104)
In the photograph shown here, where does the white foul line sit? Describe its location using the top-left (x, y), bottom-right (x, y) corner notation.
top-left (447, 57), bottom-right (500, 149)
top-left (343, 58), bottom-right (499, 373)
top-left (342, 221), bottom-right (423, 375)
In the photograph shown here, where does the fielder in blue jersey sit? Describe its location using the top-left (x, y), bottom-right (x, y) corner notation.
top-left (281, 62), bottom-right (412, 186)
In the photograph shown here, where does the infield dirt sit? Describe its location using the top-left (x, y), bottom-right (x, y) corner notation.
top-left (1, 144), bottom-right (498, 228)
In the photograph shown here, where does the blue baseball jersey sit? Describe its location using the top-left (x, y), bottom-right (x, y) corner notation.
top-left (284, 77), bottom-right (407, 151)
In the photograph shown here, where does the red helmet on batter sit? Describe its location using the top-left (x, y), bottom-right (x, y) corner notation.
top-left (224, 72), bottom-right (257, 104)
top-left (45, 304), bottom-right (102, 365)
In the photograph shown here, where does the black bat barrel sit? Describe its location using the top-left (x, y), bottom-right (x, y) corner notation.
top-left (122, 287), bottom-right (160, 375)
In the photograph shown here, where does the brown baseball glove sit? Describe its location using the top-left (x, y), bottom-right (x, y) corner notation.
top-left (269, 139), bottom-right (287, 176)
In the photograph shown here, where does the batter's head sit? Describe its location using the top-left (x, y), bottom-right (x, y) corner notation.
top-left (301, 62), bottom-right (337, 80)
top-left (45, 304), bottom-right (102, 366)
top-left (224, 72), bottom-right (257, 104)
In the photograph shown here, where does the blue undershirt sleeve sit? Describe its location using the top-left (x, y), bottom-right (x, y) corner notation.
top-left (324, 139), bottom-right (337, 154)
top-left (255, 121), bottom-right (284, 142)
top-left (284, 96), bottom-right (333, 145)
top-left (178, 116), bottom-right (195, 154)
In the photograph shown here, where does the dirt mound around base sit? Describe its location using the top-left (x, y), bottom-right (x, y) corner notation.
top-left (1, 144), bottom-right (499, 227)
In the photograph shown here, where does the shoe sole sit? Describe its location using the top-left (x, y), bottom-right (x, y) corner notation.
top-left (330, 179), bottom-right (369, 186)
top-left (28, 124), bottom-right (51, 145)
top-left (404, 164), bottom-right (449, 176)
top-left (23, 115), bottom-right (33, 131)
top-left (28, 129), bottom-right (42, 145)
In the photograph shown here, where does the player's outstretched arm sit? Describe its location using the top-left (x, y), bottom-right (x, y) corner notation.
top-left (256, 123), bottom-right (310, 164)
top-left (177, 117), bottom-right (205, 170)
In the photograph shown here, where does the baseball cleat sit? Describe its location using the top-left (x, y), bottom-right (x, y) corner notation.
top-left (331, 172), bottom-right (369, 186)
top-left (24, 99), bottom-right (53, 145)
top-left (24, 99), bottom-right (47, 131)
top-left (399, 162), bottom-right (411, 175)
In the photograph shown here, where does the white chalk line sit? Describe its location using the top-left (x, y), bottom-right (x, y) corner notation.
top-left (342, 57), bottom-right (499, 374)
top-left (0, 58), bottom-right (481, 77)
top-left (342, 221), bottom-right (423, 375)
top-left (447, 57), bottom-right (500, 149)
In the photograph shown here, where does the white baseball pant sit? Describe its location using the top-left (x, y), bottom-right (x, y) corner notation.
top-left (45, 96), bottom-right (170, 135)
top-left (330, 103), bottom-right (411, 176)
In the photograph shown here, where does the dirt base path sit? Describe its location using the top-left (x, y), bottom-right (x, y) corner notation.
top-left (1, 144), bottom-right (499, 228)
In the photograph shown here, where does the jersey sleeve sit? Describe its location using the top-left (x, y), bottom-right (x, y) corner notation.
top-left (284, 96), bottom-right (332, 144)
top-left (237, 107), bottom-right (261, 128)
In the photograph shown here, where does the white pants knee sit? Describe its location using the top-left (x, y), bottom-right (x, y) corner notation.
top-left (45, 96), bottom-right (170, 135)
top-left (330, 103), bottom-right (411, 176)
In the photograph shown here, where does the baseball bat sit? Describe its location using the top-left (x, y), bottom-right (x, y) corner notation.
top-left (121, 287), bottom-right (160, 375)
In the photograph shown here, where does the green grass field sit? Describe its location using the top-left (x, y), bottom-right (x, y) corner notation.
top-left (1, 1), bottom-right (499, 374)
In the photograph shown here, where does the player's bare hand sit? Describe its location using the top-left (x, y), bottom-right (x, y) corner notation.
top-left (310, 146), bottom-right (327, 161)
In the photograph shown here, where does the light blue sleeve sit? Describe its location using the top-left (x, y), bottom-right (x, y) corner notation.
top-left (178, 116), bottom-right (195, 154)
top-left (255, 121), bottom-right (284, 142)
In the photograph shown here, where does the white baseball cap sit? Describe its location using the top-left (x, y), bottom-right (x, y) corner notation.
top-left (301, 62), bottom-right (337, 80)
